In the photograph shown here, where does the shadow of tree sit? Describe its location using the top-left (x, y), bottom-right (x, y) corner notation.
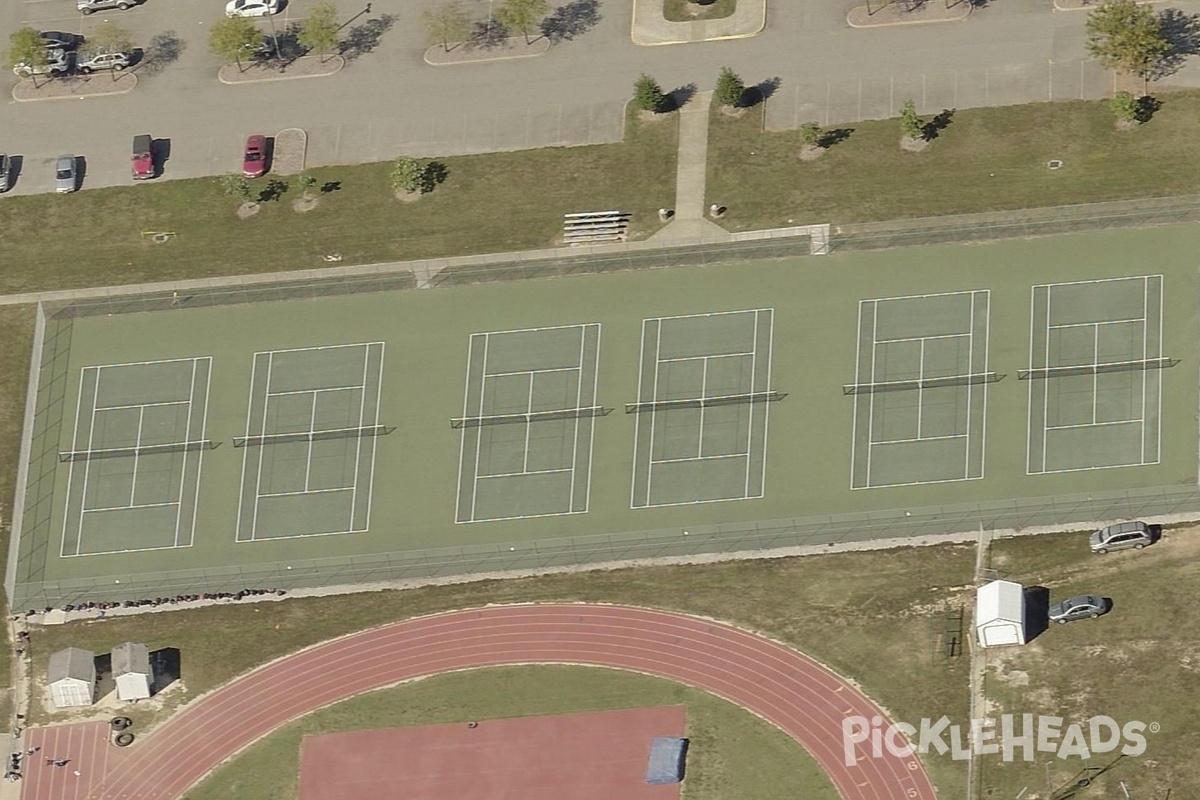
top-left (136, 31), bottom-right (185, 76)
top-left (420, 161), bottom-right (449, 193)
top-left (817, 127), bottom-right (854, 148)
top-left (921, 107), bottom-right (955, 140)
top-left (1136, 94), bottom-right (1163, 122)
top-left (320, 180), bottom-right (342, 193)
top-left (657, 83), bottom-right (697, 112)
top-left (257, 179), bottom-right (289, 203)
top-left (737, 76), bottom-right (781, 108)
top-left (1153, 7), bottom-right (1200, 79)
top-left (540, 0), bottom-right (601, 43)
top-left (466, 19), bottom-right (510, 50)
top-left (339, 13), bottom-right (397, 62)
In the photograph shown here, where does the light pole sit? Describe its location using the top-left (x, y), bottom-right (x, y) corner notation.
top-left (266, 11), bottom-right (282, 70)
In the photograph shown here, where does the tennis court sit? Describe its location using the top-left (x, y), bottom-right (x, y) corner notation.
top-left (60, 357), bottom-right (212, 556)
top-left (454, 324), bottom-right (602, 523)
top-left (1025, 276), bottom-right (1168, 474)
top-left (236, 343), bottom-right (386, 541)
top-left (848, 291), bottom-right (993, 489)
top-left (630, 309), bottom-right (777, 508)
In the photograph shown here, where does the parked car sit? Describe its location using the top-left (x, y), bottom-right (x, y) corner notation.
top-left (1090, 521), bottom-right (1153, 554)
top-left (55, 155), bottom-right (77, 193)
top-left (77, 0), bottom-right (140, 13)
top-left (0, 154), bottom-right (10, 192)
top-left (1048, 595), bottom-right (1109, 624)
top-left (131, 135), bottom-right (154, 180)
top-left (226, 0), bottom-right (280, 16)
top-left (40, 31), bottom-right (85, 50)
top-left (76, 51), bottom-right (132, 73)
top-left (242, 134), bottom-right (267, 178)
top-left (12, 49), bottom-right (71, 78)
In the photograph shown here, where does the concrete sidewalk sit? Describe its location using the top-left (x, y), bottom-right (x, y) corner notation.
top-left (631, 0), bottom-right (767, 45)
top-left (650, 92), bottom-right (731, 244)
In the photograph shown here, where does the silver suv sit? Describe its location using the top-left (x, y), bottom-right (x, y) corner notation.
top-left (76, 51), bottom-right (132, 73)
top-left (1090, 521), bottom-right (1153, 554)
top-left (12, 48), bottom-right (70, 78)
top-left (77, 0), bottom-right (140, 13)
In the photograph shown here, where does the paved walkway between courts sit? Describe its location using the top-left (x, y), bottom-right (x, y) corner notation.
top-left (650, 92), bottom-right (732, 244)
top-left (631, 0), bottom-right (767, 45)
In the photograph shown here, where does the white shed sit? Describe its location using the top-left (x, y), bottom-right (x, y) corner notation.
top-left (49, 647), bottom-right (96, 708)
top-left (975, 580), bottom-right (1026, 648)
top-left (112, 642), bottom-right (152, 701)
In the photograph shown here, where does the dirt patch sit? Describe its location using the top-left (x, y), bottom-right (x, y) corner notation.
top-left (900, 136), bottom-right (930, 152)
top-left (236, 202), bottom-right (261, 219)
top-left (292, 195), bottom-right (319, 213)
top-left (394, 189), bottom-right (422, 203)
top-left (797, 145), bottom-right (825, 161)
top-left (719, 105), bottom-right (749, 119)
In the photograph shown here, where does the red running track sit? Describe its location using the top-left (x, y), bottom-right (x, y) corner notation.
top-left (24, 604), bottom-right (937, 800)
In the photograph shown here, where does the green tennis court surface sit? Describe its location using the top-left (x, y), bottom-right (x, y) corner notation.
top-left (9, 225), bottom-right (1200, 607)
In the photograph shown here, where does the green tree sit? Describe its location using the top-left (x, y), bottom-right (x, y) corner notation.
top-left (218, 173), bottom-right (251, 203)
top-left (799, 122), bottom-right (822, 147)
top-left (633, 74), bottom-right (664, 113)
top-left (899, 100), bottom-right (924, 140)
top-left (1085, 0), bottom-right (1170, 86)
top-left (298, 173), bottom-right (318, 199)
top-left (714, 66), bottom-right (744, 108)
top-left (5, 27), bottom-right (49, 85)
top-left (420, 1), bottom-right (471, 51)
top-left (208, 15), bottom-right (260, 72)
top-left (495, 0), bottom-right (549, 44)
top-left (1110, 90), bottom-right (1139, 123)
top-left (390, 157), bottom-right (424, 193)
top-left (298, 2), bottom-right (341, 63)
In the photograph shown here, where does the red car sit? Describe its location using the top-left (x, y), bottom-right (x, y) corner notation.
top-left (242, 134), bottom-right (267, 178)
top-left (131, 134), bottom-right (154, 180)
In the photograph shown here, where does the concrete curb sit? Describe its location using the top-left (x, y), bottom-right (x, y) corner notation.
top-left (423, 38), bottom-right (552, 65)
top-left (630, 0), bottom-right (767, 46)
top-left (217, 55), bottom-right (344, 85)
top-left (10, 74), bottom-right (137, 102)
top-left (846, 2), bottom-right (971, 27)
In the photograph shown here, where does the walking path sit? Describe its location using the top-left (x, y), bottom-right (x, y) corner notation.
top-left (16, 605), bottom-right (937, 800)
top-left (650, 92), bottom-right (732, 244)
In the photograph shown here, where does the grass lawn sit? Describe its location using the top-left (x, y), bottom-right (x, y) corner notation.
top-left (706, 91), bottom-right (1200, 231)
top-left (0, 114), bottom-right (678, 295)
top-left (184, 666), bottom-right (838, 800)
top-left (979, 530), bottom-right (1200, 800)
top-left (26, 544), bottom-right (974, 798)
top-left (664, 0), bottom-right (737, 21)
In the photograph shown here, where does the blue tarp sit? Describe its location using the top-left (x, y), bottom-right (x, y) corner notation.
top-left (645, 736), bottom-right (688, 784)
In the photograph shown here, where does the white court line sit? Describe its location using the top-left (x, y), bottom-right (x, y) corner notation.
top-left (250, 351), bottom-right (276, 542)
top-left (568, 327), bottom-right (585, 509)
top-left (363, 343), bottom-right (385, 532)
top-left (873, 332), bottom-right (970, 344)
top-left (641, 308), bottom-right (771, 323)
top-left (657, 351), bottom-right (755, 363)
top-left (865, 472), bottom-right (987, 490)
top-left (1046, 419), bottom-right (1143, 430)
top-left (916, 341), bottom-right (926, 438)
top-left (485, 366), bottom-right (579, 378)
top-left (304, 392), bottom-right (318, 491)
top-left (866, 300), bottom-right (879, 483)
top-left (744, 311), bottom-right (759, 496)
top-left (521, 374), bottom-right (535, 473)
top-left (236, 354), bottom-right (261, 542)
top-left (258, 341), bottom-right (385, 356)
top-left (871, 433), bottom-right (967, 445)
top-left (629, 321), bottom-right (652, 509)
top-left (849, 301), bottom-right (866, 489)
top-left (452, 336), bottom-right (478, 524)
top-left (171, 359), bottom-right (198, 546)
top-left (61, 368), bottom-right (90, 557)
top-left (128, 407), bottom-right (145, 508)
top-left (267, 385), bottom-right (362, 397)
top-left (82, 501), bottom-right (179, 513)
top-left (95, 399), bottom-right (189, 412)
top-left (965, 292), bottom-right (976, 477)
top-left (257, 487), bottom-right (354, 499)
top-left (1091, 325), bottom-right (1101, 424)
top-left (979, 290), bottom-right (991, 480)
top-left (79, 355), bottom-right (205, 370)
top-left (77, 367), bottom-right (102, 553)
top-left (651, 453), bottom-right (748, 465)
top-left (1047, 317), bottom-right (1147, 330)
top-left (1041, 288), bottom-right (1053, 471)
top-left (469, 332), bottom-right (491, 521)
top-left (1037, 275), bottom-right (1165, 290)
top-left (350, 346), bottom-right (370, 532)
top-left (190, 358), bottom-right (213, 548)
top-left (1153, 277), bottom-right (1163, 464)
top-left (479, 467), bottom-right (573, 479)
top-left (758, 307), bottom-right (776, 499)
top-left (476, 322), bottom-right (595, 336)
top-left (583, 326), bottom-right (601, 514)
top-left (696, 357), bottom-right (709, 459)
top-left (645, 320), bottom-right (664, 502)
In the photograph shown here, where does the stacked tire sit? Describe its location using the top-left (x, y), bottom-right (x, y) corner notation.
top-left (111, 717), bottom-right (135, 747)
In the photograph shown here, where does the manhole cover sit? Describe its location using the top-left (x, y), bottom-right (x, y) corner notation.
top-left (152, 233), bottom-right (171, 243)
top-left (1047, 159), bottom-right (1064, 170)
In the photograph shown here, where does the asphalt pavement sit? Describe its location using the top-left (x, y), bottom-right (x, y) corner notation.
top-left (5, 0), bottom-right (1200, 195)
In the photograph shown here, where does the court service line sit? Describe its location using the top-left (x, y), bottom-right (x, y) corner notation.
top-left (236, 354), bottom-right (261, 542)
top-left (657, 351), bottom-right (755, 363)
top-left (82, 500), bottom-right (179, 513)
top-left (651, 453), bottom-right (748, 465)
top-left (873, 332), bottom-right (969, 344)
top-left (350, 345), bottom-right (370, 534)
top-left (268, 385), bottom-right (362, 397)
top-left (257, 487), bottom-right (354, 499)
top-left (744, 311), bottom-right (760, 497)
top-left (469, 332), bottom-right (492, 522)
top-left (95, 399), bottom-right (189, 412)
top-left (485, 366), bottom-right (580, 379)
top-left (172, 360), bottom-right (198, 547)
top-left (364, 343), bottom-right (386, 533)
top-left (1045, 419), bottom-right (1142, 431)
top-left (251, 352), bottom-right (277, 542)
top-left (480, 467), bottom-right (573, 479)
top-left (965, 293), bottom-right (976, 478)
top-left (567, 328), bottom-right (586, 511)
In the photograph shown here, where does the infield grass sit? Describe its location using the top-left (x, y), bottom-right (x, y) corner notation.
top-left (25, 543), bottom-right (974, 798)
top-left (183, 666), bottom-right (838, 800)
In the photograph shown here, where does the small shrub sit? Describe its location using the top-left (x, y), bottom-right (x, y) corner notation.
top-left (634, 74), bottom-right (665, 113)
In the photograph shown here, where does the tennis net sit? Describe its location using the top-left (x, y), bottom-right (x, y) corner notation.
top-left (450, 406), bottom-right (608, 429)
top-left (624, 391), bottom-right (785, 414)
top-left (58, 439), bottom-right (214, 463)
top-left (1017, 358), bottom-right (1176, 380)
top-left (842, 372), bottom-right (1002, 395)
top-left (233, 425), bottom-right (390, 447)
